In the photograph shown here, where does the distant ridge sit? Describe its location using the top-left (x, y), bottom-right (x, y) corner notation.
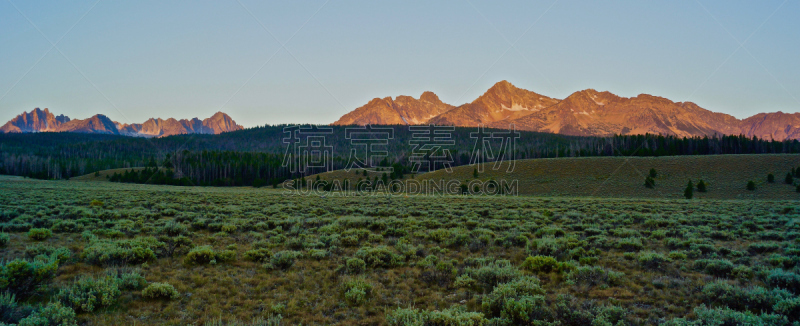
top-left (333, 80), bottom-right (800, 140)
top-left (0, 108), bottom-right (242, 137)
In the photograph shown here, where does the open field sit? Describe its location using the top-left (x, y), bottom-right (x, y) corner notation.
top-left (310, 154), bottom-right (800, 200)
top-left (71, 167), bottom-right (147, 182)
top-left (0, 175), bottom-right (799, 325)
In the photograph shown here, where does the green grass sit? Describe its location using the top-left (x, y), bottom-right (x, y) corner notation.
top-left (417, 154), bottom-right (800, 199)
top-left (1, 174), bottom-right (799, 325)
top-left (72, 167), bottom-right (147, 182)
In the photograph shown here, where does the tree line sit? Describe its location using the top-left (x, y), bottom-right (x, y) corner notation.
top-left (1, 126), bottom-right (799, 186)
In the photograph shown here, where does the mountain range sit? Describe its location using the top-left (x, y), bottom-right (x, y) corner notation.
top-left (333, 80), bottom-right (800, 140)
top-left (4, 81), bottom-right (798, 140)
top-left (0, 108), bottom-right (242, 137)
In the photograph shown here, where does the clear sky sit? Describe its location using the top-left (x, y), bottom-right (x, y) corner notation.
top-left (1, 0), bottom-right (798, 127)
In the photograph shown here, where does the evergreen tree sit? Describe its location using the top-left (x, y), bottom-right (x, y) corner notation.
top-left (785, 173), bottom-right (793, 185)
top-left (767, 173), bottom-right (775, 183)
top-left (747, 181), bottom-right (756, 191)
top-left (696, 180), bottom-right (707, 192)
top-left (684, 180), bottom-right (693, 199)
top-left (649, 168), bottom-right (657, 178)
top-left (644, 176), bottom-right (655, 188)
top-left (473, 168), bottom-right (479, 178)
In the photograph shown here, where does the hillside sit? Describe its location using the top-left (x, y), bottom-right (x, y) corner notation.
top-left (311, 154), bottom-right (800, 199)
top-left (71, 167), bottom-right (147, 182)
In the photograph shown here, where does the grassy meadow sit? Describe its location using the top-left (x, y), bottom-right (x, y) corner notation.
top-left (1, 167), bottom-right (799, 325)
top-left (310, 154), bottom-right (800, 200)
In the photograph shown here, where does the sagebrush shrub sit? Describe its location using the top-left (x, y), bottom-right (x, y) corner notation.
top-left (521, 255), bottom-right (560, 273)
top-left (0, 258), bottom-right (59, 298)
top-left (387, 307), bottom-right (485, 326)
top-left (82, 237), bottom-right (161, 266)
top-left (0, 291), bottom-right (32, 324)
top-left (567, 265), bottom-right (624, 288)
top-left (355, 246), bottom-right (402, 268)
top-left (767, 269), bottom-right (800, 294)
top-left (693, 259), bottom-right (734, 277)
top-left (17, 301), bottom-right (77, 326)
top-left (700, 281), bottom-right (789, 312)
top-left (243, 248), bottom-right (272, 263)
top-left (27, 228), bottom-right (52, 241)
top-left (142, 282), bottom-right (179, 300)
top-left (346, 257), bottom-right (366, 274)
top-left (184, 245), bottom-right (217, 265)
top-left (481, 276), bottom-right (545, 319)
top-left (269, 251), bottom-right (301, 270)
top-left (57, 275), bottom-right (121, 313)
top-left (615, 237), bottom-right (643, 252)
top-left (638, 252), bottom-right (670, 269)
top-left (467, 260), bottom-right (522, 291)
top-left (340, 278), bottom-right (373, 306)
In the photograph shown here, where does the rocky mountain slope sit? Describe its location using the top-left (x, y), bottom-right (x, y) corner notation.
top-left (0, 109), bottom-right (242, 137)
top-left (333, 81), bottom-right (800, 140)
top-left (428, 80), bottom-right (560, 127)
top-left (333, 91), bottom-right (454, 125)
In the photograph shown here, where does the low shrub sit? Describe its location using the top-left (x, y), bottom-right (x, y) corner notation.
top-left (203, 315), bottom-right (283, 326)
top-left (0, 292), bottom-right (33, 324)
top-left (17, 301), bottom-right (77, 326)
top-left (481, 276), bottom-right (545, 319)
top-left (693, 259), bottom-right (734, 277)
top-left (521, 255), bottom-right (560, 273)
top-left (638, 252), bottom-right (671, 269)
top-left (774, 297), bottom-right (800, 321)
top-left (354, 246), bottom-right (402, 268)
top-left (566, 265), bottom-right (624, 288)
top-left (615, 237), bottom-right (643, 252)
top-left (268, 251), bottom-right (301, 270)
top-left (307, 249), bottom-right (328, 260)
top-left (25, 245), bottom-right (71, 263)
top-left (57, 275), bottom-right (121, 313)
top-left (467, 260), bottom-right (522, 291)
top-left (700, 281), bottom-right (790, 312)
top-left (27, 228), bottom-right (52, 241)
top-left (243, 248), bottom-right (272, 263)
top-left (0, 258), bottom-right (59, 298)
top-left (386, 306), bottom-right (486, 326)
top-left (184, 246), bottom-right (235, 265)
top-left (668, 251), bottom-right (688, 260)
top-left (82, 237), bottom-right (162, 266)
top-left (340, 278), bottom-right (373, 306)
top-left (748, 242), bottom-right (782, 254)
top-left (114, 270), bottom-right (147, 290)
top-left (0, 233), bottom-right (8, 247)
top-left (663, 304), bottom-right (789, 326)
top-left (346, 257), bottom-right (366, 274)
top-left (142, 282), bottom-right (179, 300)
top-left (767, 269), bottom-right (800, 294)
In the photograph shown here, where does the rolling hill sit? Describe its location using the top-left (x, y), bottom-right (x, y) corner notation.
top-left (308, 154), bottom-right (800, 199)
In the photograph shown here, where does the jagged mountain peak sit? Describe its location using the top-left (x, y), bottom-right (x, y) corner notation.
top-left (1, 109), bottom-right (242, 137)
top-left (332, 90), bottom-right (454, 126)
top-left (333, 81), bottom-right (800, 140)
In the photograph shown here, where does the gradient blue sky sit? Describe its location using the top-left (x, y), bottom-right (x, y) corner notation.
top-left (1, 0), bottom-right (798, 127)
